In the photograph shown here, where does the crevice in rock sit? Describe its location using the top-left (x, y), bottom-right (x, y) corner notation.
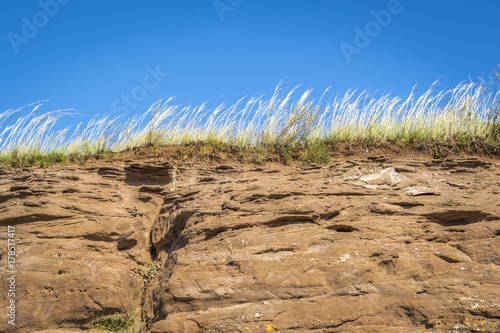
top-left (263, 218), bottom-right (319, 228)
top-left (434, 253), bottom-right (462, 263)
top-left (151, 209), bottom-right (197, 255)
top-left (327, 315), bottom-right (362, 329)
top-left (0, 192), bottom-right (18, 203)
top-left (149, 232), bottom-right (158, 261)
top-left (0, 213), bottom-right (72, 226)
top-left (319, 210), bottom-right (341, 220)
top-left (81, 233), bottom-right (121, 242)
top-left (254, 247), bottom-right (297, 255)
top-left (327, 224), bottom-right (359, 232)
top-left (117, 238), bottom-right (138, 251)
top-left (124, 161), bottom-right (176, 186)
top-left (426, 210), bottom-right (498, 226)
top-left (203, 227), bottom-right (237, 242)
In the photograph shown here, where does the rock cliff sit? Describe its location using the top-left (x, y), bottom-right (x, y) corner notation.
top-left (1, 147), bottom-right (499, 332)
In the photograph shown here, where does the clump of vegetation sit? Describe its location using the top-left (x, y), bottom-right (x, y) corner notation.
top-left (281, 147), bottom-right (294, 165)
top-left (1, 67), bottom-right (500, 167)
top-left (137, 263), bottom-right (160, 287)
top-left (88, 263), bottom-right (160, 333)
top-left (487, 64), bottom-right (500, 141)
top-left (89, 306), bottom-right (137, 333)
top-left (301, 138), bottom-right (331, 165)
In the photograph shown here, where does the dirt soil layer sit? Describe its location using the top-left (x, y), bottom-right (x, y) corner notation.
top-left (0, 145), bottom-right (499, 332)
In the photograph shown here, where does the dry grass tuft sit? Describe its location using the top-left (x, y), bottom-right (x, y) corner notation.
top-left (1, 79), bottom-right (499, 167)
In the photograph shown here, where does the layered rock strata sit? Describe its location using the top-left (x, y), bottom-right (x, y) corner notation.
top-left (1, 153), bottom-right (499, 332)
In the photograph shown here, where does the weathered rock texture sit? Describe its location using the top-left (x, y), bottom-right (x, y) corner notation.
top-left (1, 149), bottom-right (500, 332)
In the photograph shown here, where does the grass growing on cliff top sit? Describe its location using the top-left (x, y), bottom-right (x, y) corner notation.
top-left (1, 76), bottom-right (500, 167)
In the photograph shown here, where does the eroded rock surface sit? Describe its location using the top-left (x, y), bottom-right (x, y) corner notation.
top-left (1, 153), bottom-right (499, 332)
top-left (0, 160), bottom-right (174, 332)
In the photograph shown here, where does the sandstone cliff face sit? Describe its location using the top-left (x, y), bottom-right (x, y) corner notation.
top-left (1, 151), bottom-right (499, 332)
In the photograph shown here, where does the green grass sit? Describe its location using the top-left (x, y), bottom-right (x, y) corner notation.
top-left (301, 138), bottom-right (331, 165)
top-left (281, 147), bottom-right (294, 165)
top-left (1, 77), bottom-right (500, 167)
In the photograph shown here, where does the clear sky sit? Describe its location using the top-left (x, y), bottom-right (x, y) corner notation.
top-left (1, 0), bottom-right (499, 129)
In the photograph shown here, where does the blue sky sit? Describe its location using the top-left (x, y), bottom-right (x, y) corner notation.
top-left (1, 0), bottom-right (499, 129)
